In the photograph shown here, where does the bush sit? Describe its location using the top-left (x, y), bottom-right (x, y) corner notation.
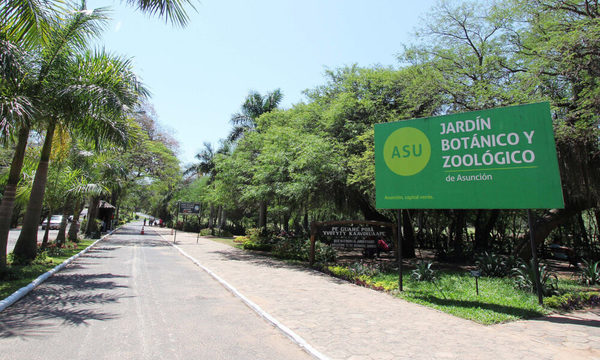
top-left (242, 240), bottom-right (273, 251)
top-left (411, 261), bottom-right (437, 282)
top-left (545, 292), bottom-right (600, 311)
top-left (271, 238), bottom-right (336, 263)
top-left (512, 259), bottom-right (558, 296)
top-left (198, 228), bottom-right (233, 237)
top-left (579, 259), bottom-right (600, 285)
top-left (348, 261), bottom-right (381, 277)
top-left (272, 237), bottom-right (304, 259)
top-left (475, 252), bottom-right (517, 277)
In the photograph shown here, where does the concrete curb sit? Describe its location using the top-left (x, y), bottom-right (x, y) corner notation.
top-left (0, 228), bottom-right (119, 313)
top-left (155, 230), bottom-right (330, 360)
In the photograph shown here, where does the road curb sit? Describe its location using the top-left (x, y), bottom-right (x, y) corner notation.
top-left (0, 227), bottom-right (119, 313)
top-left (155, 230), bottom-right (330, 360)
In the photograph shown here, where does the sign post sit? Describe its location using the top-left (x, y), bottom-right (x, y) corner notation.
top-left (173, 202), bottom-right (179, 243)
top-left (397, 210), bottom-right (403, 291)
top-left (375, 102), bottom-right (564, 301)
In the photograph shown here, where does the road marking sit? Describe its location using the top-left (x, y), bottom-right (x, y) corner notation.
top-left (154, 230), bottom-right (330, 360)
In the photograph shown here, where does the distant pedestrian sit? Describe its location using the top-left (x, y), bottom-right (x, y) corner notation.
top-left (143, 218), bottom-right (146, 226)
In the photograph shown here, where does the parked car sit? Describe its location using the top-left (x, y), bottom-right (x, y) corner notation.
top-left (41, 215), bottom-right (64, 230)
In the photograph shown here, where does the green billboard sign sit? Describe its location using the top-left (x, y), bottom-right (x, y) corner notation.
top-left (374, 102), bottom-right (564, 209)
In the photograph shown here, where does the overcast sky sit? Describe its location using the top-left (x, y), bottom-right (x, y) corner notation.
top-left (88, 0), bottom-right (438, 165)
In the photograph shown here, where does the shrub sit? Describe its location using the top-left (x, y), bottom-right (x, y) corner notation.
top-left (312, 241), bottom-right (336, 263)
top-left (411, 261), bottom-right (436, 282)
top-left (327, 265), bottom-right (353, 279)
top-left (545, 292), bottom-right (600, 311)
top-left (348, 261), bottom-right (380, 277)
top-left (271, 238), bottom-right (336, 263)
top-left (475, 252), bottom-right (516, 277)
top-left (579, 259), bottom-right (600, 285)
top-left (242, 240), bottom-right (272, 251)
top-left (272, 237), bottom-right (304, 259)
top-left (512, 259), bottom-right (558, 296)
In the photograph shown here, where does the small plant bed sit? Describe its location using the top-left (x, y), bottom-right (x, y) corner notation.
top-left (321, 259), bottom-right (598, 325)
top-left (205, 229), bottom-right (599, 323)
top-left (324, 263), bottom-right (548, 324)
top-left (0, 240), bottom-right (94, 300)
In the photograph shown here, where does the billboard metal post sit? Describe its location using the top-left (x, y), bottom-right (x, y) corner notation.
top-left (173, 202), bottom-right (179, 244)
top-left (527, 210), bottom-right (544, 305)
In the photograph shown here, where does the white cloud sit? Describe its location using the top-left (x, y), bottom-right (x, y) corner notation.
top-left (115, 21), bottom-right (122, 32)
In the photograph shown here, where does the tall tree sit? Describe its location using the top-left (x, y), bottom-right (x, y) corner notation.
top-left (13, 6), bottom-right (146, 261)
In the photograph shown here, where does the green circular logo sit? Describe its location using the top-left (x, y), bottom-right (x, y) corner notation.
top-left (383, 127), bottom-right (431, 176)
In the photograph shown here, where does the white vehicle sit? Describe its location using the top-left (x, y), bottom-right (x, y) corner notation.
top-left (41, 215), bottom-right (63, 230)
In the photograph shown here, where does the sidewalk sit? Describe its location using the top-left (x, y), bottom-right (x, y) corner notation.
top-left (152, 227), bottom-right (600, 360)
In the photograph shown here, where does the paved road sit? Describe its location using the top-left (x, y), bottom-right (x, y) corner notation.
top-left (0, 223), bottom-right (311, 360)
top-left (156, 227), bottom-right (600, 360)
top-left (7, 226), bottom-right (72, 254)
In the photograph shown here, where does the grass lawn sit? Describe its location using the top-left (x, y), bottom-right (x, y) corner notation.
top-left (0, 239), bottom-right (95, 300)
top-left (206, 237), bottom-right (242, 249)
top-left (201, 237), bottom-right (597, 324)
top-left (372, 271), bottom-right (548, 324)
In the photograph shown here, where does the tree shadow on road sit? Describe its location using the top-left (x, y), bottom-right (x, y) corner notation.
top-left (529, 312), bottom-right (600, 327)
top-left (209, 249), bottom-right (349, 285)
top-left (410, 295), bottom-right (545, 320)
top-left (0, 271), bottom-right (130, 338)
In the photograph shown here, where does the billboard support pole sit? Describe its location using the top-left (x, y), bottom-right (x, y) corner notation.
top-left (527, 209), bottom-right (544, 305)
top-left (397, 209), bottom-right (403, 292)
top-left (173, 202), bottom-right (179, 244)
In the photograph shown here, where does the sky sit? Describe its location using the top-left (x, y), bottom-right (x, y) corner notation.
top-left (87, 0), bottom-right (438, 166)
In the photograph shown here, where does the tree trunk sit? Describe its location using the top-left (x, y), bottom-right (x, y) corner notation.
top-left (451, 210), bottom-right (466, 259)
top-left (514, 207), bottom-right (583, 258)
top-left (55, 206), bottom-right (70, 245)
top-left (402, 210), bottom-right (416, 258)
top-left (303, 208), bottom-right (309, 235)
top-left (208, 204), bottom-right (215, 229)
top-left (0, 125), bottom-right (30, 269)
top-left (14, 121), bottom-right (56, 262)
top-left (474, 210), bottom-right (500, 251)
top-left (85, 197), bottom-right (100, 238)
top-left (68, 202), bottom-right (84, 242)
top-left (41, 209), bottom-right (51, 248)
top-left (258, 201), bottom-right (267, 230)
top-left (219, 208), bottom-right (226, 229)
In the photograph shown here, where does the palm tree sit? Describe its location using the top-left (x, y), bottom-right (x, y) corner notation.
top-left (12, 7), bottom-right (147, 262)
top-left (228, 89), bottom-right (283, 142)
top-left (0, 0), bottom-right (191, 267)
top-left (227, 89), bottom-right (283, 230)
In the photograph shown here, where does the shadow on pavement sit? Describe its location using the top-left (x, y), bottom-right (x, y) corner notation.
top-left (411, 295), bottom-right (545, 319)
top-left (531, 313), bottom-right (600, 327)
top-left (208, 249), bottom-right (349, 285)
top-left (0, 271), bottom-right (129, 338)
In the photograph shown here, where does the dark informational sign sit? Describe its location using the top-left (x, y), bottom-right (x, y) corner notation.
top-left (179, 202), bottom-right (201, 214)
top-left (317, 222), bottom-right (394, 250)
top-left (374, 102), bottom-right (564, 209)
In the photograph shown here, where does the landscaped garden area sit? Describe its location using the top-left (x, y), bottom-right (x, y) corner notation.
top-left (203, 228), bottom-right (600, 325)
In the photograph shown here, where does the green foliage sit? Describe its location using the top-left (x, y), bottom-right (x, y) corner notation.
top-left (199, 228), bottom-right (233, 237)
top-left (545, 292), bottom-right (600, 311)
top-left (348, 261), bottom-right (381, 277)
top-left (410, 261), bottom-right (437, 282)
top-left (475, 252), bottom-right (517, 277)
top-left (271, 238), bottom-right (336, 263)
top-left (512, 259), bottom-right (558, 296)
top-left (579, 259), bottom-right (600, 285)
top-left (242, 240), bottom-right (272, 251)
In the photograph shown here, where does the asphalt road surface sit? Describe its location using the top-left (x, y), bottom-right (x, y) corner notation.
top-left (7, 226), bottom-right (71, 254)
top-left (0, 223), bottom-right (311, 360)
